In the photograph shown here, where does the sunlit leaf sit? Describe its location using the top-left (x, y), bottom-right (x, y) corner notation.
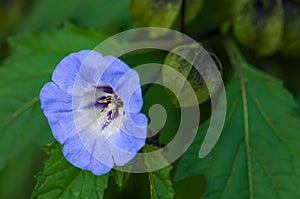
top-left (233, 0), bottom-right (284, 55)
top-left (175, 40), bottom-right (300, 198)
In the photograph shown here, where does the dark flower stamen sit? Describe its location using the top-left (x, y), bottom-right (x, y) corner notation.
top-left (95, 85), bottom-right (124, 129)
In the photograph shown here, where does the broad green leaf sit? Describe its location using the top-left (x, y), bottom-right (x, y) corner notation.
top-left (162, 43), bottom-right (222, 106)
top-left (31, 143), bottom-right (110, 199)
top-left (175, 40), bottom-right (300, 198)
top-left (18, 0), bottom-right (133, 32)
top-left (143, 145), bottom-right (175, 199)
top-left (184, 0), bottom-right (205, 24)
top-left (0, 24), bottom-right (106, 170)
top-left (130, 0), bottom-right (182, 37)
top-left (233, 0), bottom-right (284, 55)
top-left (297, 96), bottom-right (300, 116)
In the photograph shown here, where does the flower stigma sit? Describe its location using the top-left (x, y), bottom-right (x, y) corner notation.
top-left (95, 85), bottom-right (125, 131)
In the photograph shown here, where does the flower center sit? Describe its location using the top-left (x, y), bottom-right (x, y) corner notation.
top-left (95, 85), bottom-right (124, 130)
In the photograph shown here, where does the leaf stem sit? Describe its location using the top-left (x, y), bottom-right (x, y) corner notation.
top-left (223, 37), bottom-right (253, 199)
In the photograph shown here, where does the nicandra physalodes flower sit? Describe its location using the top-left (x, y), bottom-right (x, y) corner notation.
top-left (40, 50), bottom-right (148, 175)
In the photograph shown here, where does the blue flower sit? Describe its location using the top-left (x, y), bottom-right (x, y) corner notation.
top-left (40, 50), bottom-right (148, 175)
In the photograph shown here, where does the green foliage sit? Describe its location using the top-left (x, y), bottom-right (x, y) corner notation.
top-left (143, 145), bottom-right (175, 199)
top-left (297, 96), bottom-right (300, 116)
top-left (163, 43), bottom-right (222, 106)
top-left (0, 24), bottom-right (106, 170)
top-left (233, 0), bottom-right (284, 55)
top-left (18, 0), bottom-right (133, 32)
top-left (31, 143), bottom-right (111, 199)
top-left (0, 146), bottom-right (44, 199)
top-left (0, 0), bottom-right (300, 198)
top-left (175, 41), bottom-right (300, 198)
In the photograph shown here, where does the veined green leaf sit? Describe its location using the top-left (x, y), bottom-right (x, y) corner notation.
top-left (31, 143), bottom-right (110, 199)
top-left (0, 24), bottom-right (106, 170)
top-left (175, 40), bottom-right (300, 198)
top-left (143, 145), bottom-right (175, 199)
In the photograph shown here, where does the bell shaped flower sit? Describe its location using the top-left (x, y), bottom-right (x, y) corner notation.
top-left (40, 50), bottom-right (147, 175)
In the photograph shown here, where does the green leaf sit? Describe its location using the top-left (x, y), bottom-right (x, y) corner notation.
top-left (110, 169), bottom-right (125, 188)
top-left (175, 40), bottom-right (300, 198)
top-left (162, 43), bottom-right (222, 106)
top-left (296, 96), bottom-right (300, 116)
top-left (0, 24), bottom-right (106, 170)
top-left (0, 146), bottom-right (44, 199)
top-left (130, 0), bottom-right (182, 37)
top-left (184, 0), bottom-right (205, 24)
top-left (31, 143), bottom-right (110, 199)
top-left (233, 0), bottom-right (284, 55)
top-left (18, 0), bottom-right (133, 32)
top-left (143, 145), bottom-right (175, 199)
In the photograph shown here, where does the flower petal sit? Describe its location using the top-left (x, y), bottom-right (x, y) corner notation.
top-left (114, 69), bottom-right (144, 113)
top-left (108, 130), bottom-right (146, 166)
top-left (121, 112), bottom-right (148, 138)
top-left (108, 113), bottom-right (148, 166)
top-left (52, 50), bottom-right (104, 94)
top-left (100, 55), bottom-right (131, 88)
top-left (40, 82), bottom-right (76, 143)
top-left (62, 135), bottom-right (112, 175)
top-left (72, 108), bottom-right (115, 168)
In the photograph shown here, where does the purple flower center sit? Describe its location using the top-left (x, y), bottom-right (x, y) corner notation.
top-left (95, 85), bottom-right (124, 129)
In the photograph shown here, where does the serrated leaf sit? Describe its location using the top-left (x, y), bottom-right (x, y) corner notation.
top-left (130, 0), bottom-right (182, 37)
top-left (233, 0), bottom-right (284, 55)
top-left (143, 145), bottom-right (175, 199)
top-left (162, 43), bottom-right (222, 106)
top-left (110, 169), bottom-right (125, 188)
top-left (175, 40), bottom-right (300, 198)
top-left (31, 143), bottom-right (110, 199)
top-left (0, 25), bottom-right (106, 170)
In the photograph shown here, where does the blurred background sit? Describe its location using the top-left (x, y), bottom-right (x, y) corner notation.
top-left (0, 0), bottom-right (299, 198)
